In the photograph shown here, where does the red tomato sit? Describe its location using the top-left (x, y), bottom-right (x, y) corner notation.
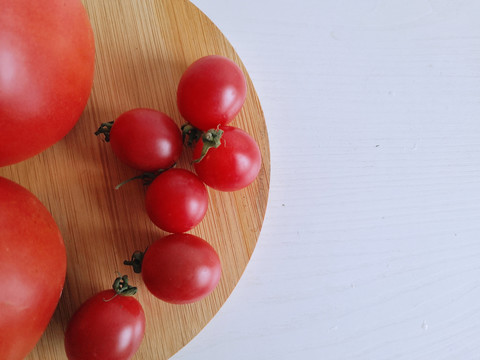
top-left (0, 0), bottom-right (95, 167)
top-left (177, 55), bottom-right (247, 131)
top-left (194, 126), bottom-right (262, 191)
top-left (0, 177), bottom-right (66, 360)
top-left (64, 276), bottom-right (145, 360)
top-left (145, 168), bottom-right (208, 233)
top-left (140, 234), bottom-right (221, 304)
top-left (97, 108), bottom-right (183, 172)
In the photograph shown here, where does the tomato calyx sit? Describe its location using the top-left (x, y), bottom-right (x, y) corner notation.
top-left (104, 274), bottom-right (138, 302)
top-left (94, 121), bottom-right (114, 142)
top-left (195, 128), bottom-right (224, 163)
top-left (181, 123), bottom-right (224, 163)
top-left (124, 250), bottom-right (147, 274)
top-left (115, 164), bottom-right (176, 189)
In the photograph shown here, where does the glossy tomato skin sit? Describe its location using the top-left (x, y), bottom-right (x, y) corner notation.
top-left (142, 234), bottom-right (221, 304)
top-left (145, 168), bottom-right (208, 233)
top-left (109, 109), bottom-right (183, 172)
top-left (0, 177), bottom-right (66, 360)
top-left (194, 126), bottom-right (262, 191)
top-left (0, 0), bottom-right (95, 167)
top-left (64, 290), bottom-right (145, 360)
top-left (177, 55), bottom-right (247, 131)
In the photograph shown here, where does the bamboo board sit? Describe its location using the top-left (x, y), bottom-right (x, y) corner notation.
top-left (0, 0), bottom-right (270, 359)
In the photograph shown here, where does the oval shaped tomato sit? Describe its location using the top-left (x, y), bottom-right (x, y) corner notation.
top-left (194, 126), bottom-right (262, 191)
top-left (145, 168), bottom-right (208, 233)
top-left (0, 177), bottom-right (66, 360)
top-left (0, 0), bottom-right (95, 167)
top-left (64, 279), bottom-right (145, 360)
top-left (177, 55), bottom-right (247, 131)
top-left (141, 233), bottom-right (221, 304)
top-left (103, 108), bottom-right (183, 172)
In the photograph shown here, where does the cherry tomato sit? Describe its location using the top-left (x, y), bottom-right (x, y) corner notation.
top-left (64, 275), bottom-right (145, 360)
top-left (0, 0), bottom-right (95, 167)
top-left (193, 126), bottom-right (262, 191)
top-left (177, 55), bottom-right (247, 131)
top-left (139, 233), bottom-right (221, 304)
top-left (97, 108), bottom-right (183, 172)
top-left (145, 168), bottom-right (208, 233)
top-left (0, 177), bottom-right (66, 360)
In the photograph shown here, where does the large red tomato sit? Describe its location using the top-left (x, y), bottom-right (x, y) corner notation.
top-left (0, 177), bottom-right (67, 360)
top-left (0, 0), bottom-right (95, 167)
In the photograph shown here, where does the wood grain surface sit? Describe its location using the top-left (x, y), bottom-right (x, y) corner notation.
top-left (0, 0), bottom-right (270, 359)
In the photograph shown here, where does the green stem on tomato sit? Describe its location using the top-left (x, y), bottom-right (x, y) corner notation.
top-left (112, 274), bottom-right (138, 296)
top-left (181, 123), bottom-right (224, 162)
top-left (114, 172), bottom-right (157, 189)
top-left (124, 250), bottom-right (147, 274)
top-left (193, 128), bottom-right (224, 163)
top-left (115, 164), bottom-right (176, 190)
top-left (181, 123), bottom-right (204, 147)
top-left (103, 274), bottom-right (138, 302)
top-left (94, 121), bottom-right (114, 142)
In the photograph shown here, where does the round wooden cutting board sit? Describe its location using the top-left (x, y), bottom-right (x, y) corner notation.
top-left (0, 0), bottom-right (269, 359)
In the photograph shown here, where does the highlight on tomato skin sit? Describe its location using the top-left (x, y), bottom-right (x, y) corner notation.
top-left (177, 55), bottom-right (247, 131)
top-left (139, 233), bottom-right (222, 305)
top-left (193, 126), bottom-right (262, 192)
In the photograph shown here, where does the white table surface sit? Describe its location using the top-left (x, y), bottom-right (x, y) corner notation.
top-left (174, 1), bottom-right (480, 359)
